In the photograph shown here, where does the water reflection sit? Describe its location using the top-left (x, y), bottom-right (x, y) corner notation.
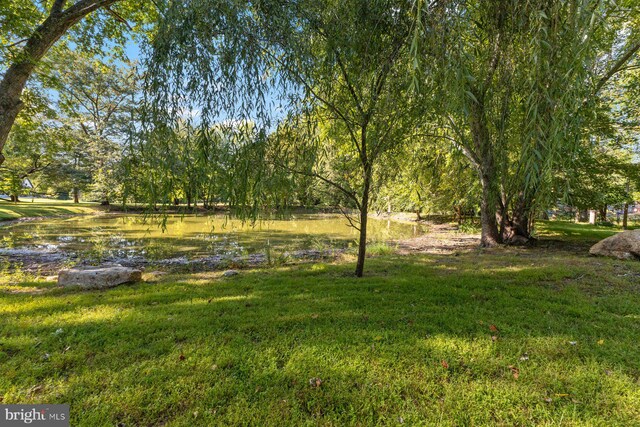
top-left (1, 214), bottom-right (426, 261)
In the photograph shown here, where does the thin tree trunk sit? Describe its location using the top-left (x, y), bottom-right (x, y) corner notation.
top-left (355, 170), bottom-right (371, 278)
top-left (623, 202), bottom-right (629, 230)
top-left (0, 0), bottom-right (119, 166)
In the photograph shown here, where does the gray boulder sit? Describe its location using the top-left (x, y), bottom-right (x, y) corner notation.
top-left (222, 270), bottom-right (239, 277)
top-left (589, 229), bottom-right (640, 260)
top-left (58, 266), bottom-right (142, 289)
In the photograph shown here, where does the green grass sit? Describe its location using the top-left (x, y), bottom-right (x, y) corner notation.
top-left (1, 247), bottom-right (640, 426)
top-left (536, 220), bottom-right (638, 243)
top-left (0, 199), bottom-right (98, 221)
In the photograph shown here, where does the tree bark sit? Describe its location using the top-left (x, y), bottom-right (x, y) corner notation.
top-left (455, 205), bottom-right (462, 225)
top-left (355, 169), bottom-right (371, 278)
top-left (468, 93), bottom-right (502, 247)
top-left (73, 187), bottom-right (79, 203)
top-left (479, 173), bottom-right (501, 246)
top-left (502, 193), bottom-right (533, 243)
top-left (623, 202), bottom-right (629, 230)
top-left (0, 0), bottom-right (119, 166)
top-left (599, 205), bottom-right (607, 222)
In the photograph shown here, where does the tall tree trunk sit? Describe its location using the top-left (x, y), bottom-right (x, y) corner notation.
top-left (623, 202), bottom-right (629, 230)
top-left (469, 95), bottom-right (501, 247)
top-left (73, 188), bottom-right (79, 203)
top-left (355, 170), bottom-right (371, 278)
top-left (0, 0), bottom-right (119, 166)
top-left (479, 174), bottom-right (501, 246)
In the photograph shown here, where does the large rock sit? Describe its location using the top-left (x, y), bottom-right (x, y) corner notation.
top-left (58, 266), bottom-right (143, 289)
top-left (589, 229), bottom-right (640, 260)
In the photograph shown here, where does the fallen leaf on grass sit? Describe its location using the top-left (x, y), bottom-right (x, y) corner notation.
top-left (179, 354), bottom-right (186, 361)
top-left (491, 335), bottom-right (498, 342)
top-left (311, 314), bottom-right (319, 319)
top-left (441, 360), bottom-right (449, 369)
top-left (519, 353), bottom-right (529, 361)
top-left (544, 397), bottom-right (553, 403)
top-left (489, 324), bottom-right (499, 332)
top-left (508, 365), bottom-right (519, 379)
top-left (309, 377), bottom-right (322, 387)
top-left (597, 339), bottom-right (604, 345)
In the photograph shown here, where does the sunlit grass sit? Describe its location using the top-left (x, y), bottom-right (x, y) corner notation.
top-left (0, 199), bottom-right (98, 221)
top-left (536, 220), bottom-right (639, 242)
top-left (1, 248), bottom-right (639, 425)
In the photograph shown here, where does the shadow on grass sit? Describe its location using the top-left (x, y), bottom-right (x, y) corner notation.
top-left (1, 252), bottom-right (640, 425)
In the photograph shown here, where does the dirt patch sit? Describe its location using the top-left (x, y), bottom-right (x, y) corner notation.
top-left (394, 223), bottom-right (479, 255)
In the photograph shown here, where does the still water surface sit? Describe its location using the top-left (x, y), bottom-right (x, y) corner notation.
top-left (1, 214), bottom-right (425, 261)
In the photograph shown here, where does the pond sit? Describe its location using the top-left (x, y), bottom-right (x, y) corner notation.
top-left (0, 213), bottom-right (426, 264)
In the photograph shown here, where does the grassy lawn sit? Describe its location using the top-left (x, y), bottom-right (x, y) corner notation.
top-left (1, 243), bottom-right (639, 425)
top-left (537, 220), bottom-right (638, 243)
top-left (0, 199), bottom-right (98, 221)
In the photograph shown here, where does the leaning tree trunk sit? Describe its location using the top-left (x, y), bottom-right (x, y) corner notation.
top-left (0, 0), bottom-right (119, 166)
top-left (469, 95), bottom-right (502, 247)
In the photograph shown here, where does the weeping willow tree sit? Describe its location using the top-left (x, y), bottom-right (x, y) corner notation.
top-left (140, 0), bottom-right (288, 217)
top-left (416, 0), bottom-right (640, 245)
top-left (142, 0), bottom-right (435, 276)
